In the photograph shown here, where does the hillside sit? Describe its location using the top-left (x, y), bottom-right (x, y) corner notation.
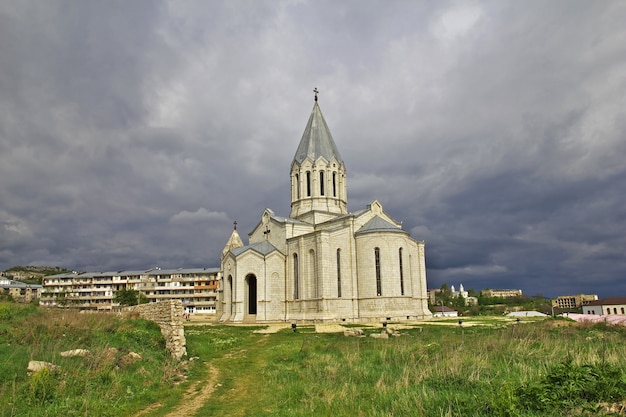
top-left (2, 266), bottom-right (70, 285)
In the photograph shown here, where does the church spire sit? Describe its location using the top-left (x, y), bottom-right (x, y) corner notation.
top-left (221, 221), bottom-right (244, 258)
top-left (290, 90), bottom-right (347, 221)
top-left (292, 92), bottom-right (343, 165)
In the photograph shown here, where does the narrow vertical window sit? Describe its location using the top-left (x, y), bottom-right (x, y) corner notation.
top-left (306, 172), bottom-right (311, 197)
top-left (399, 248), bottom-right (405, 296)
top-left (332, 172), bottom-right (337, 197)
top-left (293, 254), bottom-right (299, 299)
top-left (295, 173), bottom-right (300, 199)
top-left (320, 171), bottom-right (325, 196)
top-left (309, 249), bottom-right (317, 298)
top-left (607, 308), bottom-right (611, 315)
top-left (375, 247), bottom-right (382, 296)
top-left (336, 249), bottom-right (342, 298)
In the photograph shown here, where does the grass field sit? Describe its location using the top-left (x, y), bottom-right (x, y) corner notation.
top-left (1, 303), bottom-right (625, 416)
top-left (183, 318), bottom-right (626, 417)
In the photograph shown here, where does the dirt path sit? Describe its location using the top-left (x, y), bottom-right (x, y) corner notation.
top-left (135, 363), bottom-right (219, 417)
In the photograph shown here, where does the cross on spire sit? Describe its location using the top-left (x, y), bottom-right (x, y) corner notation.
top-left (313, 87), bottom-right (319, 102)
top-left (233, 220), bottom-right (237, 230)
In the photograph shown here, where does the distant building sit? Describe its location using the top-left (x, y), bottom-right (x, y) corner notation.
top-left (429, 285), bottom-right (476, 306)
top-left (581, 298), bottom-right (626, 316)
top-left (432, 306), bottom-right (458, 317)
top-left (0, 278), bottom-right (41, 302)
top-left (41, 268), bottom-right (220, 313)
top-left (552, 294), bottom-right (598, 310)
top-left (465, 296), bottom-right (478, 306)
top-left (427, 288), bottom-right (440, 304)
top-left (450, 284), bottom-right (468, 299)
top-left (481, 289), bottom-right (523, 298)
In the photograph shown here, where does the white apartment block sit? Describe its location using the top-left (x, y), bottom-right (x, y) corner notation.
top-left (41, 268), bottom-right (220, 313)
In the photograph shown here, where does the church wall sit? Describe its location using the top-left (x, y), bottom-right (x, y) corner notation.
top-left (256, 252), bottom-right (286, 322)
top-left (355, 232), bottom-right (430, 319)
top-left (409, 242), bottom-right (431, 316)
top-left (356, 233), bottom-right (404, 298)
top-left (286, 298), bottom-right (358, 322)
top-left (283, 223), bottom-right (359, 321)
top-left (248, 221), bottom-right (287, 254)
top-left (220, 254), bottom-right (238, 321)
top-left (285, 222), bottom-right (315, 240)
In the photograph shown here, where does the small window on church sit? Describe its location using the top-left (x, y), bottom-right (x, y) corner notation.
top-left (320, 171), bottom-right (325, 196)
top-left (295, 173), bottom-right (300, 199)
top-left (306, 172), bottom-right (311, 197)
top-left (293, 254), bottom-right (299, 299)
top-left (375, 247), bottom-right (382, 296)
top-left (399, 248), bottom-right (405, 296)
top-left (336, 249), bottom-right (341, 298)
top-left (332, 172), bottom-right (337, 197)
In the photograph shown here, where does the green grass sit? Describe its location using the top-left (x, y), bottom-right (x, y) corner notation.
top-left (185, 319), bottom-right (626, 417)
top-left (2, 304), bottom-right (625, 417)
top-left (0, 302), bottom-right (187, 417)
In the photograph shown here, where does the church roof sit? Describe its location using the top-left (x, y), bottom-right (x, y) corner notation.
top-left (267, 210), bottom-right (310, 226)
top-left (356, 215), bottom-right (407, 235)
top-left (293, 101), bottom-right (343, 164)
top-left (222, 227), bottom-right (244, 257)
top-left (231, 240), bottom-right (281, 257)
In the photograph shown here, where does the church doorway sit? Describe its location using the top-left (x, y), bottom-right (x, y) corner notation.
top-left (246, 274), bottom-right (257, 315)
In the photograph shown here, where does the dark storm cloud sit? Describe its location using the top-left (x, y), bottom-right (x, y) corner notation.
top-left (1, 0), bottom-right (625, 298)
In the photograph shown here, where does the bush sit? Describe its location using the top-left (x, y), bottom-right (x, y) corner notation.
top-left (514, 360), bottom-right (626, 413)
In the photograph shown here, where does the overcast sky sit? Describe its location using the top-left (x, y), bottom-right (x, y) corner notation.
top-left (1, 1), bottom-right (625, 298)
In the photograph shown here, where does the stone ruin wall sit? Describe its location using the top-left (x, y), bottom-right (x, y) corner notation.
top-left (122, 300), bottom-right (187, 360)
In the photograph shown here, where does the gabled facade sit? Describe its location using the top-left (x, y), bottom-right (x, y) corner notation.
top-left (219, 94), bottom-right (431, 323)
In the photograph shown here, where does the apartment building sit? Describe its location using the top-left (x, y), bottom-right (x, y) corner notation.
top-left (41, 268), bottom-right (220, 313)
top-left (0, 278), bottom-right (41, 302)
top-left (552, 294), bottom-right (598, 309)
top-left (480, 289), bottom-right (523, 298)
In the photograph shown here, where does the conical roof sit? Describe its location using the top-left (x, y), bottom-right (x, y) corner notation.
top-left (293, 101), bottom-right (343, 164)
top-left (222, 226), bottom-right (244, 257)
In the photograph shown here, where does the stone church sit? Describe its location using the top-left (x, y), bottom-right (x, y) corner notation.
top-left (218, 92), bottom-right (431, 323)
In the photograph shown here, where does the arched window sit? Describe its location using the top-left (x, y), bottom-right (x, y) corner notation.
top-left (621, 307), bottom-right (625, 315)
top-left (614, 308), bottom-right (618, 314)
top-left (306, 172), bottom-right (311, 197)
top-left (375, 247), bottom-right (382, 296)
top-left (607, 308), bottom-right (611, 315)
top-left (295, 173), bottom-right (300, 199)
top-left (320, 171), bottom-right (325, 196)
top-left (336, 249), bottom-right (342, 298)
top-left (293, 254), bottom-right (299, 299)
top-left (399, 248), bottom-right (405, 296)
top-left (309, 249), bottom-right (317, 298)
top-left (332, 172), bottom-right (337, 197)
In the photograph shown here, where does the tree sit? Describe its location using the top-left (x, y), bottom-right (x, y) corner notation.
top-left (113, 288), bottom-right (146, 306)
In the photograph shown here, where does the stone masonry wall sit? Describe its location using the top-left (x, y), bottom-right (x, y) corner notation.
top-left (123, 300), bottom-right (187, 360)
